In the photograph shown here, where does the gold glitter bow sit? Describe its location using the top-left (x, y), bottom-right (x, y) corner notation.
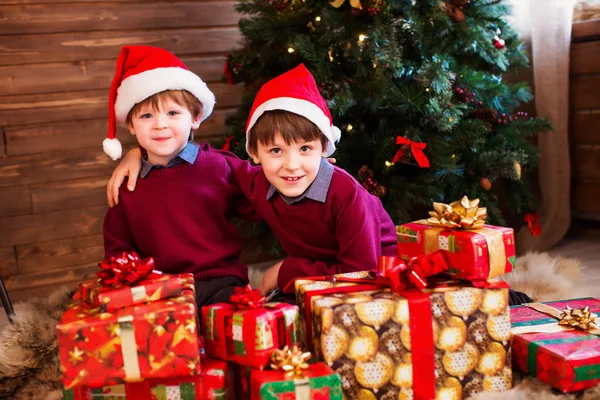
top-left (426, 196), bottom-right (487, 230)
top-left (270, 346), bottom-right (311, 378)
top-left (559, 306), bottom-right (599, 332)
top-left (330, 0), bottom-right (363, 9)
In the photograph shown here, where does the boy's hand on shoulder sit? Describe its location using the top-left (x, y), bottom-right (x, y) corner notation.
top-left (325, 157), bottom-right (336, 165)
top-left (107, 147), bottom-right (143, 207)
top-left (259, 260), bottom-right (283, 296)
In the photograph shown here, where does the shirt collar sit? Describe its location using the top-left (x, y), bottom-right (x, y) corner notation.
top-left (140, 143), bottom-right (198, 178)
top-left (267, 158), bottom-right (334, 205)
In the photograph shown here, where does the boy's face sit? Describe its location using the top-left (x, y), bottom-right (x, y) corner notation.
top-left (128, 98), bottom-right (201, 165)
top-left (251, 131), bottom-right (327, 198)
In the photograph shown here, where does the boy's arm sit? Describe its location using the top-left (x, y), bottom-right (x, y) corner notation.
top-left (103, 202), bottom-right (136, 258)
top-left (107, 147), bottom-right (143, 207)
top-left (277, 191), bottom-right (382, 291)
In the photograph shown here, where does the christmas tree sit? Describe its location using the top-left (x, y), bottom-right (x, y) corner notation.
top-left (223, 0), bottom-right (551, 229)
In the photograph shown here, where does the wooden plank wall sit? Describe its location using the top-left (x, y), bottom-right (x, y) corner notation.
top-left (0, 0), bottom-right (243, 304)
top-left (570, 19), bottom-right (600, 219)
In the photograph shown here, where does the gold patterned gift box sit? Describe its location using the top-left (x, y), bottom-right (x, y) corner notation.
top-left (309, 285), bottom-right (512, 399)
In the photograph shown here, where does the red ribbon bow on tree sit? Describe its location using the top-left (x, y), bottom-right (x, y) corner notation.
top-left (524, 212), bottom-right (542, 236)
top-left (392, 136), bottom-right (430, 168)
top-left (96, 252), bottom-right (160, 287)
top-left (379, 251), bottom-right (450, 291)
top-left (230, 285), bottom-right (266, 309)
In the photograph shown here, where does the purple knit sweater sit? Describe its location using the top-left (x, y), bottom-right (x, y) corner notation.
top-left (226, 157), bottom-right (398, 290)
top-left (103, 144), bottom-right (254, 282)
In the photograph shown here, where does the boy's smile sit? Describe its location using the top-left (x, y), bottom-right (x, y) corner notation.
top-left (251, 131), bottom-right (327, 198)
top-left (128, 99), bottom-right (201, 165)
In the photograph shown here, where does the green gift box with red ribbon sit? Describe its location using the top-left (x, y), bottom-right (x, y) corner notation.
top-left (510, 297), bottom-right (600, 392)
top-left (201, 286), bottom-right (300, 369)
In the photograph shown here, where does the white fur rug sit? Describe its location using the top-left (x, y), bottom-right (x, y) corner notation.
top-left (0, 252), bottom-right (597, 399)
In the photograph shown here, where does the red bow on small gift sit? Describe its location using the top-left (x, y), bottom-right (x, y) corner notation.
top-left (230, 285), bottom-right (266, 309)
top-left (392, 136), bottom-right (430, 168)
top-left (380, 251), bottom-right (449, 291)
top-left (96, 252), bottom-right (160, 287)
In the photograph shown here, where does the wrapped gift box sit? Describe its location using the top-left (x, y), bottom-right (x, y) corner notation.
top-left (294, 271), bottom-right (380, 351)
top-left (63, 357), bottom-right (233, 400)
top-left (57, 277), bottom-right (201, 389)
top-left (202, 300), bottom-right (300, 369)
top-left (308, 284), bottom-right (512, 399)
top-left (247, 362), bottom-right (343, 400)
top-left (511, 297), bottom-right (600, 392)
top-left (78, 273), bottom-right (191, 312)
top-left (396, 221), bottom-right (515, 281)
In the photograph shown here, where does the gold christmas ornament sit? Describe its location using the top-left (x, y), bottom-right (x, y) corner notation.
top-left (436, 377), bottom-right (463, 400)
top-left (391, 360), bottom-right (413, 388)
top-left (346, 326), bottom-right (379, 362)
top-left (442, 342), bottom-right (480, 379)
top-left (436, 316), bottom-right (467, 352)
top-left (356, 389), bottom-right (377, 400)
top-left (476, 342), bottom-right (506, 376)
top-left (392, 298), bottom-right (410, 325)
top-left (321, 324), bottom-right (349, 365)
top-left (513, 161), bottom-right (522, 180)
top-left (486, 313), bottom-right (511, 344)
top-left (479, 290), bottom-right (509, 316)
top-left (354, 352), bottom-right (394, 391)
top-left (355, 299), bottom-right (395, 329)
top-left (270, 345), bottom-right (311, 378)
top-left (444, 288), bottom-right (483, 320)
top-left (426, 196), bottom-right (487, 230)
top-left (482, 366), bottom-right (512, 392)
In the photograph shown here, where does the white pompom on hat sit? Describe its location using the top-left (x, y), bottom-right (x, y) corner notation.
top-left (104, 45), bottom-right (216, 160)
top-left (245, 64), bottom-right (341, 157)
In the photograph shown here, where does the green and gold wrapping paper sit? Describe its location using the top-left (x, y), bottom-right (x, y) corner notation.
top-left (310, 286), bottom-right (512, 399)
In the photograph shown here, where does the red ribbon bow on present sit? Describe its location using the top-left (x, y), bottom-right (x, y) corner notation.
top-left (230, 285), bottom-right (266, 309)
top-left (392, 136), bottom-right (430, 168)
top-left (524, 211), bottom-right (542, 236)
top-left (379, 251), bottom-right (450, 290)
top-left (96, 252), bottom-right (160, 287)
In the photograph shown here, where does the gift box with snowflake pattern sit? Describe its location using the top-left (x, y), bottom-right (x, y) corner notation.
top-left (309, 285), bottom-right (512, 399)
top-left (511, 297), bottom-right (600, 393)
top-left (396, 221), bottom-right (515, 281)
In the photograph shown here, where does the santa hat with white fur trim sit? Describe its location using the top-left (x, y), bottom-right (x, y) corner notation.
top-left (104, 45), bottom-right (216, 160)
top-left (245, 64), bottom-right (341, 157)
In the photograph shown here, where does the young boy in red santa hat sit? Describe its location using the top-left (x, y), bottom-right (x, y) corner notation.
top-left (102, 45), bottom-right (257, 308)
top-left (108, 64), bottom-right (398, 300)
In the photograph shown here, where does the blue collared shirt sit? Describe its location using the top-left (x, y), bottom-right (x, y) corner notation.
top-left (266, 158), bottom-right (334, 205)
top-left (140, 143), bottom-right (199, 178)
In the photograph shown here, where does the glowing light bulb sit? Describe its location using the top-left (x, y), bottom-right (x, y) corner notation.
top-left (287, 47), bottom-right (295, 53)
top-left (346, 124), bottom-right (353, 131)
top-left (385, 161), bottom-right (394, 167)
top-left (315, 16), bottom-right (321, 22)
top-left (358, 34), bottom-right (367, 42)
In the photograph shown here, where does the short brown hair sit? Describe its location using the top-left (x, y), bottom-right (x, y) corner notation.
top-left (126, 89), bottom-right (203, 125)
top-left (247, 110), bottom-right (328, 155)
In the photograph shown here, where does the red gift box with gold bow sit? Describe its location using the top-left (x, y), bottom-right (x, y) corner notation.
top-left (201, 286), bottom-right (300, 369)
top-left (78, 252), bottom-right (189, 312)
top-left (396, 197), bottom-right (515, 281)
top-left (57, 254), bottom-right (201, 389)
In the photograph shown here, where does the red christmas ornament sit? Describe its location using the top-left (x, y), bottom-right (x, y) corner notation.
top-left (494, 36), bottom-right (506, 49)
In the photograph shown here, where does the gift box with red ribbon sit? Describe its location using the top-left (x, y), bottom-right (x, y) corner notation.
top-left (63, 357), bottom-right (233, 400)
top-left (396, 197), bottom-right (515, 281)
top-left (293, 254), bottom-right (512, 398)
top-left (78, 252), bottom-right (190, 312)
top-left (202, 286), bottom-right (300, 369)
top-left (511, 297), bottom-right (600, 392)
top-left (57, 255), bottom-right (201, 389)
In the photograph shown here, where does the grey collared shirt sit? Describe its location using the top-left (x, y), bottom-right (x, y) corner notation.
top-left (267, 158), bottom-right (334, 205)
top-left (140, 143), bottom-right (199, 178)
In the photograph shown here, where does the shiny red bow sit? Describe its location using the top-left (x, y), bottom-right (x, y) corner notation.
top-left (524, 212), bottom-right (542, 236)
top-left (221, 135), bottom-right (234, 151)
top-left (380, 251), bottom-right (449, 290)
top-left (230, 285), bottom-right (266, 309)
top-left (392, 136), bottom-right (430, 168)
top-left (96, 252), bottom-right (160, 287)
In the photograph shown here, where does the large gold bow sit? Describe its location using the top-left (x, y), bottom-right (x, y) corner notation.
top-left (270, 345), bottom-right (311, 378)
top-left (559, 306), bottom-right (599, 331)
top-left (330, 0), bottom-right (362, 9)
top-left (426, 196), bottom-right (487, 230)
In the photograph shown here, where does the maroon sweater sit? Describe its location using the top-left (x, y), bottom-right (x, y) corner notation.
top-left (226, 157), bottom-right (397, 290)
top-left (103, 144), bottom-right (254, 282)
